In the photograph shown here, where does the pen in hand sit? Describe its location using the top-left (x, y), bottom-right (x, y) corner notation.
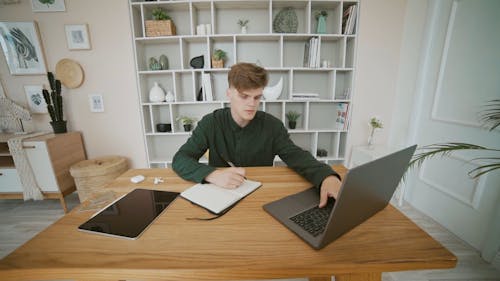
top-left (225, 160), bottom-right (247, 180)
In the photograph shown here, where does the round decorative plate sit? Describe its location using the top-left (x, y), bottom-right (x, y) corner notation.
top-left (55, 58), bottom-right (84, 89)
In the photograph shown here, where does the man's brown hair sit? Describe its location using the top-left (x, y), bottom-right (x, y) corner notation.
top-left (228, 63), bottom-right (268, 92)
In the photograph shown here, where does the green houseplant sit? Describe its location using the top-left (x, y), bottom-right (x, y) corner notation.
top-left (409, 99), bottom-right (500, 178)
top-left (42, 72), bottom-right (67, 134)
top-left (212, 49), bottom-right (227, 68)
top-left (237, 19), bottom-right (249, 34)
top-left (286, 110), bottom-right (301, 129)
top-left (176, 115), bottom-right (197, 132)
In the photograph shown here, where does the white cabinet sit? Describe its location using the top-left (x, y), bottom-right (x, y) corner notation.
top-left (0, 132), bottom-right (86, 213)
top-left (129, 0), bottom-right (359, 168)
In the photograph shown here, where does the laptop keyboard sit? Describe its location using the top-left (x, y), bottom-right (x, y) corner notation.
top-left (289, 200), bottom-right (334, 237)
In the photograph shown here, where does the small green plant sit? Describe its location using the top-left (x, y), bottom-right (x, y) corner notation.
top-left (176, 115), bottom-right (197, 125)
top-left (237, 19), bottom-right (249, 27)
top-left (152, 7), bottom-right (171, 20)
top-left (213, 49), bottom-right (227, 61)
top-left (369, 117), bottom-right (383, 129)
top-left (315, 10), bottom-right (328, 19)
top-left (286, 111), bottom-right (301, 122)
top-left (42, 72), bottom-right (63, 122)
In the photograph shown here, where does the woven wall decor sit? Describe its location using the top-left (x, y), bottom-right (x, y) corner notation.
top-left (273, 7), bottom-right (298, 33)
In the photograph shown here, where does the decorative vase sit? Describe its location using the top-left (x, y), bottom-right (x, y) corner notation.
top-left (50, 120), bottom-right (67, 134)
top-left (288, 121), bottom-right (297, 129)
top-left (149, 57), bottom-right (161, 70)
top-left (149, 82), bottom-right (165, 102)
top-left (165, 90), bottom-right (174, 102)
top-left (159, 54), bottom-right (169, 70)
top-left (183, 124), bottom-right (192, 132)
top-left (263, 77), bottom-right (283, 101)
top-left (190, 55), bottom-right (204, 69)
top-left (156, 123), bottom-right (172, 133)
top-left (367, 128), bottom-right (376, 148)
top-left (316, 15), bottom-right (327, 34)
top-left (241, 26), bottom-right (247, 34)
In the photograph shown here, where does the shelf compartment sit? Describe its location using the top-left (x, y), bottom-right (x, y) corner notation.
top-left (0, 156), bottom-right (15, 168)
top-left (214, 1), bottom-right (270, 35)
top-left (284, 101), bottom-right (307, 130)
top-left (140, 73), bottom-right (174, 103)
top-left (171, 103), bottom-right (221, 133)
top-left (151, 104), bottom-right (173, 133)
top-left (181, 37), bottom-right (209, 70)
top-left (191, 1), bottom-right (213, 35)
top-left (334, 70), bottom-right (353, 99)
top-left (174, 72), bottom-right (196, 102)
top-left (320, 36), bottom-right (345, 68)
top-left (236, 36), bottom-right (281, 68)
top-left (208, 71), bottom-right (230, 101)
top-left (272, 1), bottom-right (310, 34)
top-left (142, 2), bottom-right (191, 36)
top-left (147, 134), bottom-right (190, 163)
top-left (264, 101), bottom-right (284, 121)
top-left (310, 1), bottom-right (342, 35)
top-left (316, 131), bottom-right (340, 159)
top-left (265, 70), bottom-right (290, 101)
top-left (292, 70), bottom-right (334, 100)
top-left (209, 36), bottom-right (235, 69)
top-left (136, 38), bottom-right (182, 71)
top-left (283, 36), bottom-right (311, 68)
top-left (289, 131), bottom-right (315, 154)
top-left (309, 102), bottom-right (346, 130)
top-left (345, 36), bottom-right (356, 68)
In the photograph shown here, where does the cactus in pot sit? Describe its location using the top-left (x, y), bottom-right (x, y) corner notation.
top-left (42, 72), bottom-right (67, 134)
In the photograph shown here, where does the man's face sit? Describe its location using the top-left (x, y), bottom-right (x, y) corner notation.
top-left (226, 87), bottom-right (263, 127)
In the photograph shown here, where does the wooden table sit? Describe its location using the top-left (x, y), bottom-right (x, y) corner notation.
top-left (0, 166), bottom-right (456, 281)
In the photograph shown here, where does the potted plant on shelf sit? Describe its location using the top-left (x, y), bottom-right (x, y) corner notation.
top-left (286, 110), bottom-right (301, 129)
top-left (212, 49), bottom-right (227, 68)
top-left (42, 72), bottom-right (67, 134)
top-left (176, 115), bottom-right (197, 132)
top-left (237, 19), bottom-right (249, 34)
top-left (145, 7), bottom-right (177, 37)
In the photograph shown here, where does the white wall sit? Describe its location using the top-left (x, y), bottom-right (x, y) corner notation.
top-left (0, 0), bottom-right (147, 167)
top-left (0, 0), bottom-right (409, 169)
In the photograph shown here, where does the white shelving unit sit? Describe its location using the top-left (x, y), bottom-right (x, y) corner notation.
top-left (129, 0), bottom-right (359, 168)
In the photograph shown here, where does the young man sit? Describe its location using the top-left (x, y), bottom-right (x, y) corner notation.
top-left (172, 63), bottom-right (341, 208)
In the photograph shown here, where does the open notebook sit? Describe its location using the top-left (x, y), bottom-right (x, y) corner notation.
top-left (181, 179), bottom-right (262, 214)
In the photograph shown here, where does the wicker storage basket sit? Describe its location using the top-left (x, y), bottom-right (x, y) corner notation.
top-left (69, 156), bottom-right (128, 202)
top-left (145, 20), bottom-right (176, 37)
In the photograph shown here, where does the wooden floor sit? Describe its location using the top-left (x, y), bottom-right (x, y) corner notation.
top-left (0, 193), bottom-right (498, 281)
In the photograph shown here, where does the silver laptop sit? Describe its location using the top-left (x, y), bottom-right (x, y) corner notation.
top-left (263, 145), bottom-right (417, 250)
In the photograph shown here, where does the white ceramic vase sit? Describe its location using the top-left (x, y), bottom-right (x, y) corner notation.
top-left (149, 82), bottom-right (165, 102)
top-left (241, 26), bottom-right (247, 34)
top-left (165, 90), bottom-right (175, 102)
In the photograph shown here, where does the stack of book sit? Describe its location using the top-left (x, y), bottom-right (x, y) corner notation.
top-left (291, 93), bottom-right (320, 100)
top-left (303, 37), bottom-right (320, 68)
top-left (342, 5), bottom-right (357, 35)
top-left (201, 73), bottom-right (213, 101)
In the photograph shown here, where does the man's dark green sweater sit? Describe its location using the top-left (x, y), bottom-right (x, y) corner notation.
top-left (172, 108), bottom-right (338, 187)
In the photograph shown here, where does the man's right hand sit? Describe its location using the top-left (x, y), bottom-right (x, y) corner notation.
top-left (205, 167), bottom-right (246, 189)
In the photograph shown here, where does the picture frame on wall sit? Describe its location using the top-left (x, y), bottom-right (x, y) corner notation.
top-left (89, 94), bottom-right (104, 113)
top-left (24, 85), bottom-right (48, 114)
top-left (31, 0), bottom-right (66, 12)
top-left (65, 24), bottom-right (91, 50)
top-left (0, 21), bottom-right (47, 75)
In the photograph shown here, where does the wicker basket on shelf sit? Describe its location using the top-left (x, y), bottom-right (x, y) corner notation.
top-left (145, 20), bottom-right (176, 37)
top-left (211, 59), bottom-right (224, 68)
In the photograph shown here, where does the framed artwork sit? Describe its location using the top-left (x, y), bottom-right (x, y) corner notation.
top-left (89, 94), bottom-right (104, 113)
top-left (31, 0), bottom-right (66, 12)
top-left (0, 21), bottom-right (47, 75)
top-left (24, 85), bottom-right (48, 114)
top-left (65, 24), bottom-right (91, 50)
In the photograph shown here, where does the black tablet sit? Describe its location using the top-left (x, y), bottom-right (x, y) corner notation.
top-left (78, 189), bottom-right (179, 239)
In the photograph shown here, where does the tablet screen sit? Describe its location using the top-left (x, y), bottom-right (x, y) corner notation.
top-left (78, 189), bottom-right (179, 239)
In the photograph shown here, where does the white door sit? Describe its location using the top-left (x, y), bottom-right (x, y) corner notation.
top-left (405, 0), bottom-right (500, 261)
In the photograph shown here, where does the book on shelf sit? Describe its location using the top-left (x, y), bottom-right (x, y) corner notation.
top-left (180, 179), bottom-right (262, 215)
top-left (304, 37), bottom-right (320, 68)
top-left (342, 5), bottom-right (357, 35)
top-left (303, 40), bottom-right (310, 67)
top-left (335, 102), bottom-right (350, 130)
top-left (202, 73), bottom-right (213, 101)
